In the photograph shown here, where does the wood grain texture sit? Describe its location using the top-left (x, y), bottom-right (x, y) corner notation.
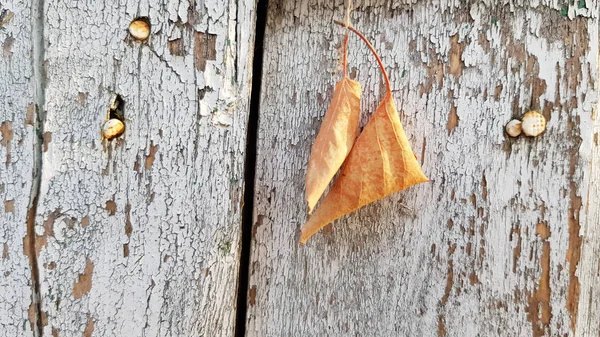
top-left (0, 1), bottom-right (38, 335)
top-left (34, 0), bottom-right (255, 336)
top-left (248, 1), bottom-right (599, 336)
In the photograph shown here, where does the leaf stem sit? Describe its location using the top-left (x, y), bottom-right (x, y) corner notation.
top-left (343, 33), bottom-right (349, 77)
top-left (334, 20), bottom-right (391, 94)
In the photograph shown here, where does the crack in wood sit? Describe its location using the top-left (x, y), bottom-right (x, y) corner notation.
top-left (26, 0), bottom-right (47, 334)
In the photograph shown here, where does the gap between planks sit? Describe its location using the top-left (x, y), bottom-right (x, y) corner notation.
top-left (235, 0), bottom-right (269, 336)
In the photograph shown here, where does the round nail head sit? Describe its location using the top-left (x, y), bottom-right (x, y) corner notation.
top-left (129, 19), bottom-right (150, 41)
top-left (521, 111), bottom-right (546, 137)
top-left (102, 119), bottom-right (125, 140)
top-left (505, 119), bottom-right (522, 137)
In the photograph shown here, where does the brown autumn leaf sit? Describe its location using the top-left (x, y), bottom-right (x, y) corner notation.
top-left (305, 34), bottom-right (361, 213)
top-left (300, 23), bottom-right (428, 243)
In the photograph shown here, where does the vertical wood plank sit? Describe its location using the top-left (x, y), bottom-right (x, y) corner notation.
top-left (35, 0), bottom-right (256, 335)
top-left (249, 1), bottom-right (599, 336)
top-left (0, 1), bottom-right (38, 335)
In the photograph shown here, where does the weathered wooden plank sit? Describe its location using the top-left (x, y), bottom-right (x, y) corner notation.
top-left (248, 1), bottom-right (599, 336)
top-left (34, 0), bottom-right (255, 335)
top-left (0, 1), bottom-right (39, 335)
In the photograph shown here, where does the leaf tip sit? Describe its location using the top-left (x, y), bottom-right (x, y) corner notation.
top-left (299, 232), bottom-right (310, 244)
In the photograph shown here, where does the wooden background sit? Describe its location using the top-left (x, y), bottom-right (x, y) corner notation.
top-left (1, 0), bottom-right (599, 336)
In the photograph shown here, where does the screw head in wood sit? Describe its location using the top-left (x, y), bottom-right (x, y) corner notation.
top-left (505, 119), bottom-right (522, 137)
top-left (102, 119), bottom-right (125, 140)
top-left (128, 18), bottom-right (150, 41)
top-left (521, 111), bottom-right (546, 137)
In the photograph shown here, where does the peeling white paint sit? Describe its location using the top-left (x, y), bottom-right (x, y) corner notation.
top-left (249, 1), bottom-right (600, 336)
top-left (32, 0), bottom-right (256, 336)
top-left (0, 0), bottom-right (37, 335)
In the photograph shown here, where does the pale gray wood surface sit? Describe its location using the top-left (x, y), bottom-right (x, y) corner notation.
top-left (32, 1), bottom-right (256, 336)
top-left (248, 1), bottom-right (599, 336)
top-left (0, 1), bottom-right (38, 335)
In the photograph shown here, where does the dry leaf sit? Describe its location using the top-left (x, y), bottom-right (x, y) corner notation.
top-left (301, 23), bottom-right (428, 243)
top-left (301, 93), bottom-right (428, 243)
top-left (305, 78), bottom-right (361, 213)
top-left (305, 34), bottom-right (361, 213)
